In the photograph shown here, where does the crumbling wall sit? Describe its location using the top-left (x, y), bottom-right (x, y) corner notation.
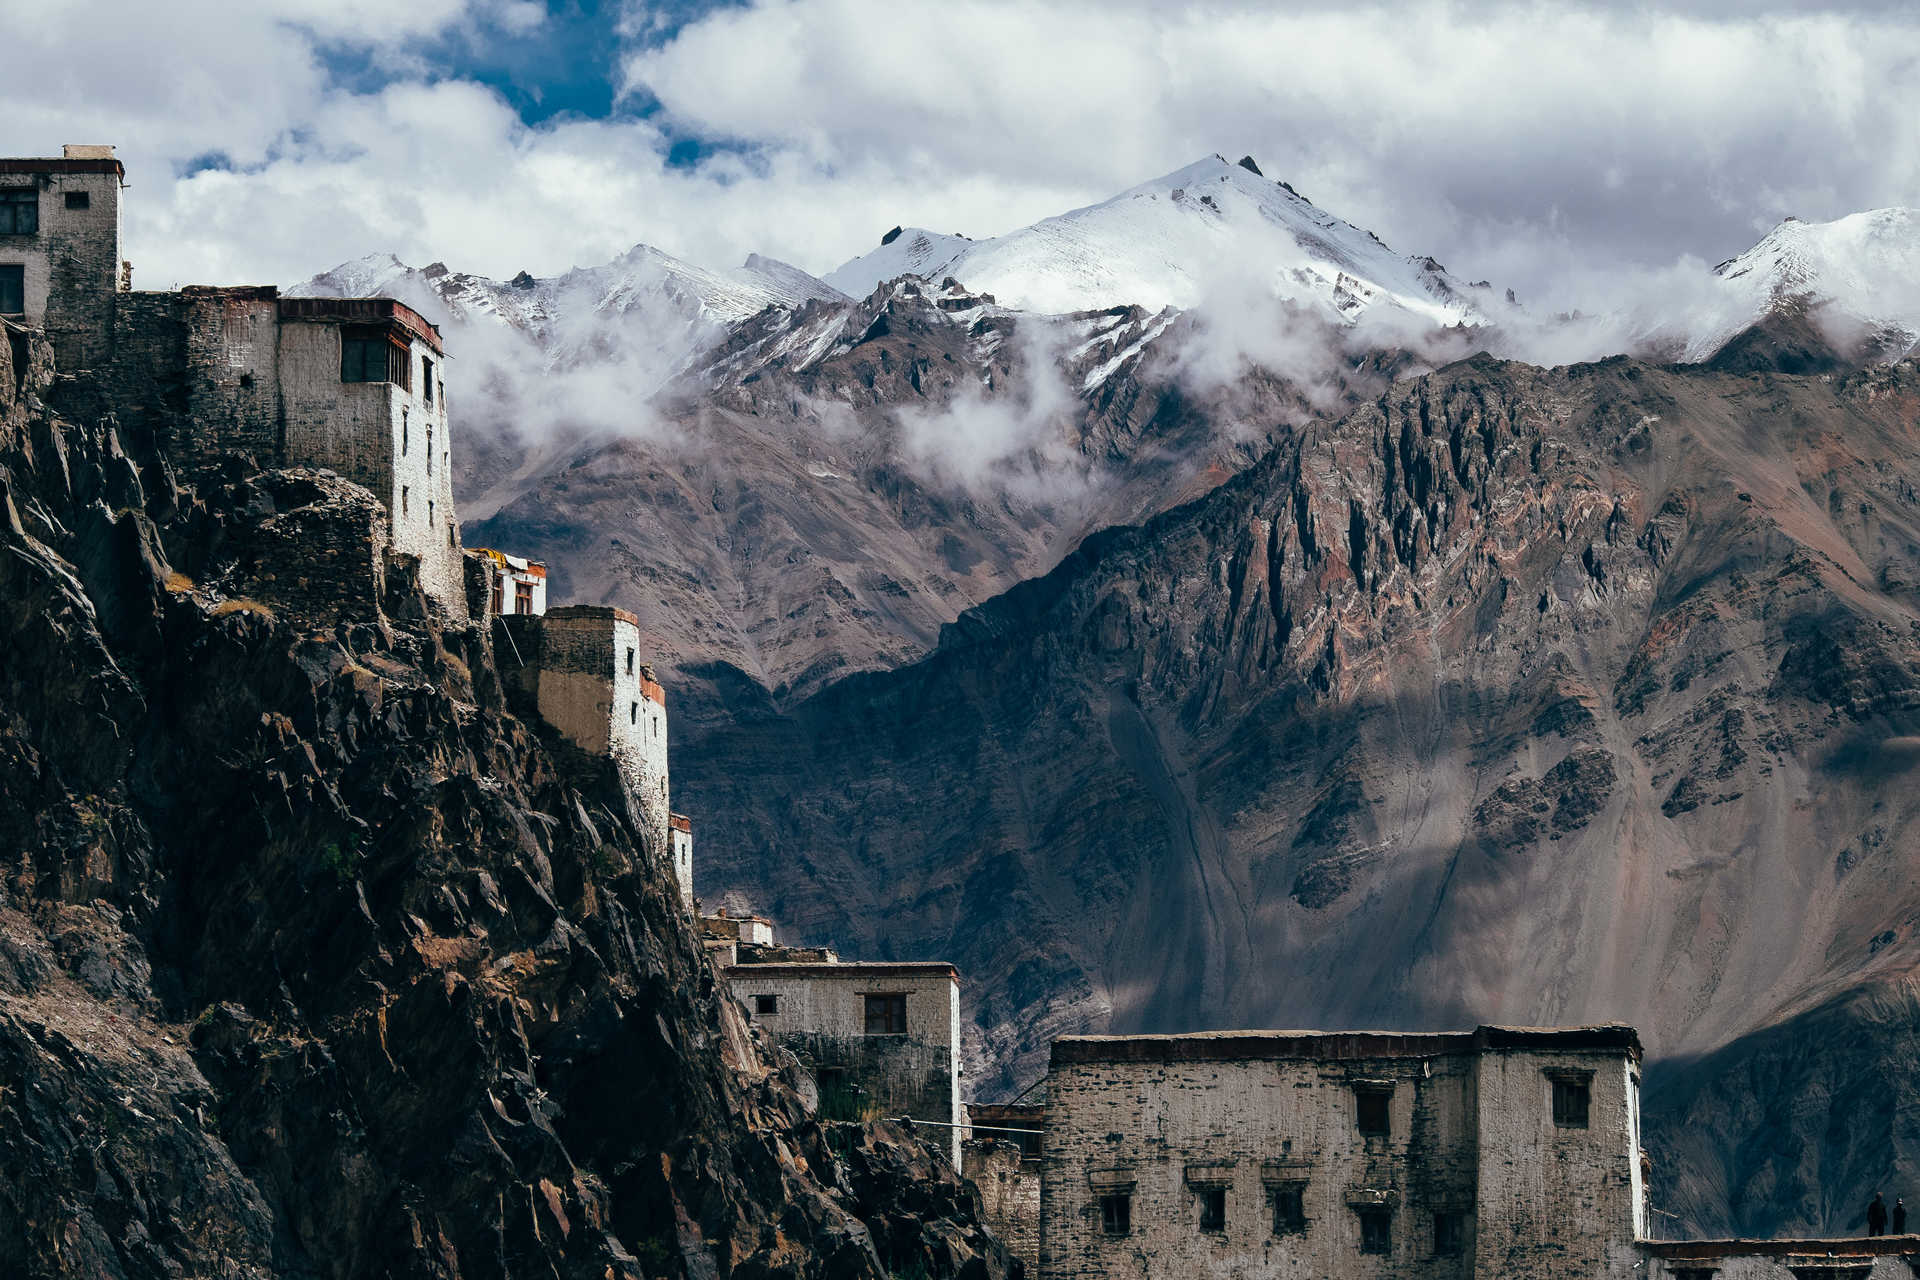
top-left (966, 1140), bottom-right (1041, 1277)
top-left (180, 288), bottom-right (281, 460)
top-left (180, 467), bottom-right (389, 627)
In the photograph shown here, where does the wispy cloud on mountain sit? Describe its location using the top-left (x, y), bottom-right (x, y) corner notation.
top-left (5, 0), bottom-right (1916, 320)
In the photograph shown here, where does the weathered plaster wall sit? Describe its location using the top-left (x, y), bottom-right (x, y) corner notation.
top-left (1472, 1051), bottom-right (1643, 1280)
top-left (0, 166), bottom-right (120, 371)
top-left (1040, 1048), bottom-right (1479, 1280)
top-left (966, 1141), bottom-right (1042, 1277)
top-left (671, 815), bottom-right (694, 910)
top-left (728, 964), bottom-right (962, 1160)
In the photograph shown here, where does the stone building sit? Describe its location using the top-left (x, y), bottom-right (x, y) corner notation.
top-left (1037, 1025), bottom-right (1646, 1280)
top-left (0, 145), bottom-right (125, 374)
top-left (669, 812), bottom-right (694, 911)
top-left (472, 547), bottom-right (548, 616)
top-left (500, 605), bottom-right (674, 862)
top-left (965, 1100), bottom-right (1045, 1277)
top-left (93, 287), bottom-right (467, 616)
top-left (728, 959), bottom-right (964, 1162)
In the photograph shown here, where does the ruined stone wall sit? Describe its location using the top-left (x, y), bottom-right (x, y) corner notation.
top-left (728, 965), bottom-right (962, 1160)
top-left (179, 288), bottom-right (281, 460)
top-left (1039, 1044), bottom-right (1480, 1280)
top-left (966, 1141), bottom-right (1041, 1277)
top-left (1472, 1051), bottom-right (1643, 1280)
top-left (0, 167), bottom-right (120, 372)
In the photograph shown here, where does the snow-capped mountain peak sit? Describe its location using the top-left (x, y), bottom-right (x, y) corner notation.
top-left (826, 155), bottom-right (1487, 325)
top-left (1701, 208), bottom-right (1920, 353)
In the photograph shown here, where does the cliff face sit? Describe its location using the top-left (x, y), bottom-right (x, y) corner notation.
top-left (674, 351), bottom-right (1920, 1230)
top-left (0, 329), bottom-right (1012, 1279)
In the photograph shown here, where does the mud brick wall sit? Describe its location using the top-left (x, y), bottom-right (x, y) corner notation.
top-left (966, 1141), bottom-right (1042, 1277)
top-left (204, 469), bottom-right (388, 627)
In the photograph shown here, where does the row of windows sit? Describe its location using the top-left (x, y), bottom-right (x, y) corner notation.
top-left (1097, 1189), bottom-right (1465, 1256)
top-left (0, 187), bottom-right (91, 237)
top-left (744, 992), bottom-right (910, 1035)
top-left (341, 332), bottom-right (440, 407)
top-left (1351, 1076), bottom-right (1590, 1138)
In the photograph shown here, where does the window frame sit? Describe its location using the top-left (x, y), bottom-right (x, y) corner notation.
top-left (515, 581), bottom-right (533, 615)
top-left (0, 187), bottom-right (38, 236)
top-left (1354, 1085), bottom-right (1392, 1138)
top-left (1196, 1184), bottom-right (1226, 1233)
top-left (862, 992), bottom-right (908, 1036)
top-left (1549, 1072), bottom-right (1593, 1129)
top-left (752, 993), bottom-right (778, 1016)
top-left (1357, 1207), bottom-right (1392, 1255)
top-left (0, 263), bottom-right (24, 316)
top-left (1433, 1210), bottom-right (1465, 1256)
top-left (1270, 1182), bottom-right (1307, 1236)
top-left (1099, 1193), bottom-right (1131, 1237)
top-left (63, 190), bottom-right (89, 211)
top-left (422, 356), bottom-right (435, 405)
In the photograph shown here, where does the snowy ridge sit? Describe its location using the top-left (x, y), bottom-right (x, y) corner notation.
top-left (1682, 208), bottom-right (1920, 360)
top-left (828, 156), bottom-right (1488, 325)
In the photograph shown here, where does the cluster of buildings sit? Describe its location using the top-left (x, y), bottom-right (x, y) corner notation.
top-left (8, 146), bottom-right (1917, 1280)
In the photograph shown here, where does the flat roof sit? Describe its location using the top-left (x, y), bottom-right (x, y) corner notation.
top-left (1644, 1236), bottom-right (1920, 1260)
top-left (0, 158), bottom-right (125, 177)
top-left (1052, 1024), bottom-right (1640, 1066)
top-left (541, 604), bottom-right (641, 627)
top-left (724, 961), bottom-right (959, 980)
top-left (276, 296), bottom-right (444, 355)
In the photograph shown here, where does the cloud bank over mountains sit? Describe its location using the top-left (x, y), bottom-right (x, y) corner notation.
top-left (3, 0), bottom-right (1916, 317)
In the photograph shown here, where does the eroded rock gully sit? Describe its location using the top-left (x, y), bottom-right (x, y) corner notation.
top-left (0, 332), bottom-right (1014, 1279)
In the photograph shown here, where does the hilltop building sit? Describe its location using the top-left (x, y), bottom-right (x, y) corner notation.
top-left (0, 145), bottom-right (125, 373)
top-left (472, 547), bottom-right (548, 616)
top-left (728, 953), bottom-right (964, 1164)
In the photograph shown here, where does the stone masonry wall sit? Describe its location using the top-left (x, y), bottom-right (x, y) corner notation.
top-left (729, 966), bottom-right (962, 1161)
top-left (1472, 1051), bottom-right (1644, 1280)
top-left (1040, 1047), bottom-right (1480, 1280)
top-left (180, 288), bottom-right (282, 460)
top-left (0, 166), bottom-right (121, 372)
top-left (967, 1140), bottom-right (1042, 1278)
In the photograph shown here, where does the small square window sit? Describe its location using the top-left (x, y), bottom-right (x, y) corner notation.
top-left (1100, 1194), bottom-right (1131, 1236)
top-left (1197, 1184), bottom-right (1226, 1233)
top-left (0, 188), bottom-right (38, 236)
top-left (1434, 1210), bottom-right (1464, 1256)
top-left (753, 993), bottom-right (778, 1016)
top-left (64, 190), bottom-right (89, 210)
top-left (1271, 1183), bottom-right (1306, 1235)
top-left (1552, 1077), bottom-right (1591, 1129)
top-left (1356, 1088), bottom-right (1391, 1138)
top-left (342, 332), bottom-right (391, 383)
top-left (1357, 1207), bottom-right (1391, 1255)
top-left (863, 993), bottom-right (907, 1035)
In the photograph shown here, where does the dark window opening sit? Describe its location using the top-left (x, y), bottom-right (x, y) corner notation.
top-left (630, 701), bottom-right (638, 725)
top-left (1271, 1184), bottom-right (1306, 1235)
top-left (515, 581), bottom-right (533, 614)
top-left (863, 993), bottom-right (907, 1035)
top-left (428, 499), bottom-right (434, 528)
top-left (1197, 1185), bottom-right (1226, 1232)
top-left (400, 485), bottom-right (409, 517)
top-left (753, 994), bottom-right (778, 1016)
top-left (1670, 1270), bottom-right (1718, 1280)
top-left (1100, 1194), bottom-right (1130, 1236)
top-left (0, 188), bottom-right (37, 236)
top-left (0, 264), bottom-right (23, 315)
top-left (422, 356), bottom-right (435, 404)
top-left (426, 424), bottom-right (433, 474)
top-left (448, 523), bottom-right (456, 547)
top-left (64, 190), bottom-right (89, 210)
top-left (342, 332), bottom-right (390, 383)
top-left (1434, 1211), bottom-right (1464, 1256)
top-left (1356, 1088), bottom-right (1391, 1138)
top-left (402, 410), bottom-right (408, 454)
top-left (1552, 1078), bottom-right (1591, 1129)
top-left (489, 579), bottom-right (504, 616)
top-left (626, 647), bottom-right (635, 676)
top-left (1357, 1207), bottom-right (1391, 1255)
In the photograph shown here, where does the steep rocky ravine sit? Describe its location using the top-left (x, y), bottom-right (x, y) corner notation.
top-left (677, 351), bottom-right (1920, 1232)
top-left (0, 329), bottom-right (1013, 1279)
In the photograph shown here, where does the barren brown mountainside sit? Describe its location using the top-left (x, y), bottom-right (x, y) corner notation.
top-left (669, 351), bottom-right (1920, 1233)
top-left (0, 329), bottom-right (1012, 1279)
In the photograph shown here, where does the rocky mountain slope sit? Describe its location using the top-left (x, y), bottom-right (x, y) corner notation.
top-left (0, 328), bottom-right (1012, 1279)
top-left (671, 348), bottom-right (1920, 1233)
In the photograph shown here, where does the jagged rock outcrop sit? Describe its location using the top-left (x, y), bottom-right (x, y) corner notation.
top-left (675, 350), bottom-right (1920, 1231)
top-left (0, 328), bottom-right (1015, 1279)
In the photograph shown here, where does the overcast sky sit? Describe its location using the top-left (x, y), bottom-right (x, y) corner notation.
top-left (2, 0), bottom-right (1915, 310)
